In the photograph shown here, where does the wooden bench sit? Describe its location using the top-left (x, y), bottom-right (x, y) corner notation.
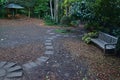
top-left (91, 32), bottom-right (118, 54)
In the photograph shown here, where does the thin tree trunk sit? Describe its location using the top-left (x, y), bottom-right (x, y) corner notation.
top-left (54, 0), bottom-right (59, 23)
top-left (50, 0), bottom-right (53, 19)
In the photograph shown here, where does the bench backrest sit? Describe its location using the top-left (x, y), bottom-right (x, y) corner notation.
top-left (98, 32), bottom-right (118, 43)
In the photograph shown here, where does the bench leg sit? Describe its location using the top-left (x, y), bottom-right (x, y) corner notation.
top-left (114, 48), bottom-right (117, 55)
top-left (104, 49), bottom-right (106, 54)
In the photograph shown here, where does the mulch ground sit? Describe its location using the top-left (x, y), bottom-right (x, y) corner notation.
top-left (60, 38), bottom-right (120, 80)
top-left (0, 18), bottom-right (120, 80)
top-left (0, 18), bottom-right (47, 64)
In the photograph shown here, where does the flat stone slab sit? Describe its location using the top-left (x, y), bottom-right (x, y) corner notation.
top-left (45, 46), bottom-right (54, 50)
top-left (63, 35), bottom-right (69, 37)
top-left (47, 30), bottom-right (52, 33)
top-left (51, 36), bottom-right (57, 39)
top-left (45, 43), bottom-right (52, 46)
top-left (0, 69), bottom-right (6, 77)
top-left (4, 62), bottom-right (16, 69)
top-left (48, 37), bottom-right (54, 40)
top-left (56, 34), bottom-right (61, 37)
top-left (45, 40), bottom-right (52, 43)
top-left (35, 56), bottom-right (49, 65)
top-left (45, 51), bottom-right (54, 55)
top-left (6, 72), bottom-right (22, 78)
top-left (71, 36), bottom-right (77, 38)
top-left (8, 66), bottom-right (22, 72)
top-left (49, 33), bottom-right (55, 35)
top-left (23, 62), bottom-right (38, 69)
top-left (0, 62), bottom-right (23, 80)
top-left (0, 61), bottom-right (7, 68)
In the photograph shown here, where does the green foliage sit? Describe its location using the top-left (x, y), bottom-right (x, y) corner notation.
top-left (0, 0), bottom-right (8, 18)
top-left (112, 28), bottom-right (120, 37)
top-left (82, 31), bottom-right (98, 43)
top-left (84, 22), bottom-right (103, 31)
top-left (44, 15), bottom-right (56, 26)
top-left (92, 0), bottom-right (120, 27)
top-left (70, 20), bottom-right (80, 27)
top-left (60, 16), bottom-right (71, 26)
top-left (34, 0), bottom-right (49, 18)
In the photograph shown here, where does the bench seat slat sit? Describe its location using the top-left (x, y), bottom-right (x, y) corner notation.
top-left (91, 38), bottom-right (116, 49)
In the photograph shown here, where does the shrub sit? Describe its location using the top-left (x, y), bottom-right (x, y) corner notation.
top-left (60, 16), bottom-right (71, 26)
top-left (70, 20), bottom-right (80, 27)
top-left (44, 15), bottom-right (56, 25)
top-left (84, 22), bottom-right (103, 31)
top-left (82, 31), bottom-right (98, 43)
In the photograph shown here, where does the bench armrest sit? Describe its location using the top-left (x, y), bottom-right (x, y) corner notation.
top-left (104, 43), bottom-right (117, 49)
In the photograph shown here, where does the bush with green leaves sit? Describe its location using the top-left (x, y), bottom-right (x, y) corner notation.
top-left (60, 16), bottom-right (71, 26)
top-left (82, 31), bottom-right (98, 43)
top-left (70, 20), bottom-right (80, 27)
top-left (84, 22), bottom-right (104, 31)
top-left (44, 15), bottom-right (56, 25)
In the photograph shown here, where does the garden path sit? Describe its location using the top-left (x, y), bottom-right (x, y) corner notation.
top-left (0, 19), bottom-right (119, 80)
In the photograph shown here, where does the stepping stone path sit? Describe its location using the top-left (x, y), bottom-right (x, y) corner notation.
top-left (23, 62), bottom-right (38, 70)
top-left (0, 29), bottom-right (82, 80)
top-left (35, 56), bottom-right (49, 65)
top-left (0, 61), bottom-right (23, 80)
top-left (22, 30), bottom-right (57, 73)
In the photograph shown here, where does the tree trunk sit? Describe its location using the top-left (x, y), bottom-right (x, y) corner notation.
top-left (50, 0), bottom-right (54, 19)
top-left (54, 0), bottom-right (59, 23)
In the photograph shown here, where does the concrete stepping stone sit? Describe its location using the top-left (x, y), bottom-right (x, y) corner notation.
top-left (0, 61), bottom-right (7, 68)
top-left (8, 66), bottom-right (22, 72)
top-left (0, 68), bottom-right (6, 77)
top-left (45, 43), bottom-right (52, 46)
top-left (71, 35), bottom-right (77, 38)
top-left (23, 62), bottom-right (38, 69)
top-left (51, 36), bottom-right (57, 39)
top-left (56, 34), bottom-right (61, 37)
top-left (47, 30), bottom-right (52, 33)
top-left (0, 62), bottom-right (23, 80)
top-left (6, 72), bottom-right (22, 78)
top-left (35, 56), bottom-right (49, 65)
top-left (45, 46), bottom-right (54, 50)
top-left (63, 35), bottom-right (69, 37)
top-left (45, 40), bottom-right (52, 43)
top-left (48, 37), bottom-right (54, 40)
top-left (4, 62), bottom-right (16, 69)
top-left (49, 33), bottom-right (55, 35)
top-left (45, 51), bottom-right (54, 55)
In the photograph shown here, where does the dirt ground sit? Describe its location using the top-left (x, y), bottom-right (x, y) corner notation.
top-left (0, 18), bottom-right (120, 80)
